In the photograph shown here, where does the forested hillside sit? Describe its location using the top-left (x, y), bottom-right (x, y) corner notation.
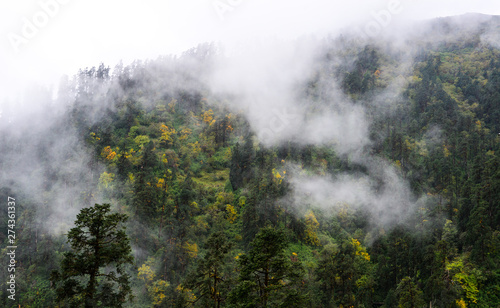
top-left (0, 14), bottom-right (499, 307)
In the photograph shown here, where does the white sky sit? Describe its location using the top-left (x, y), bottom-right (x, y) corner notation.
top-left (0, 0), bottom-right (499, 101)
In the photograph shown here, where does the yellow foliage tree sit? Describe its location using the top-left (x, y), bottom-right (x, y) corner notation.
top-left (138, 258), bottom-right (170, 306)
top-left (138, 263), bottom-right (155, 284)
top-left (202, 109), bottom-right (214, 124)
top-left (179, 127), bottom-right (192, 141)
top-left (337, 202), bottom-right (351, 226)
top-left (156, 178), bottom-right (167, 191)
top-left (304, 210), bottom-right (321, 246)
top-left (189, 141), bottom-right (202, 157)
top-left (456, 299), bottom-right (467, 308)
top-left (443, 145), bottom-right (451, 157)
top-left (446, 256), bottom-right (481, 305)
top-left (405, 138), bottom-right (428, 157)
top-left (101, 146), bottom-right (117, 160)
top-left (168, 99), bottom-right (177, 113)
top-left (272, 168), bottom-right (286, 185)
top-left (124, 148), bottom-right (135, 159)
top-left (89, 132), bottom-right (101, 142)
top-left (183, 241), bottom-right (199, 259)
top-left (351, 238), bottom-right (371, 261)
top-left (195, 216), bottom-right (209, 232)
top-left (161, 153), bottom-right (168, 164)
top-left (150, 280), bottom-right (169, 306)
top-left (160, 124), bottom-right (176, 145)
top-left (226, 204), bottom-right (237, 224)
top-left (98, 172), bottom-right (115, 189)
top-left (176, 285), bottom-right (196, 303)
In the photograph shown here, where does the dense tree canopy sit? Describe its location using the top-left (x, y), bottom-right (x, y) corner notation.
top-left (0, 16), bottom-right (499, 308)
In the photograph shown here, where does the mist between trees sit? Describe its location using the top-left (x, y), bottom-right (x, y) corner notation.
top-left (0, 13), bottom-right (499, 307)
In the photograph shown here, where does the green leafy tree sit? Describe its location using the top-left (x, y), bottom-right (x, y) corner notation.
top-left (446, 255), bottom-right (483, 307)
top-left (51, 203), bottom-right (134, 307)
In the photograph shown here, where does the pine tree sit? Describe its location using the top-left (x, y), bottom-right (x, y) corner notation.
top-left (133, 141), bottom-right (159, 220)
top-left (51, 203), bottom-right (134, 307)
top-left (229, 135), bottom-right (255, 191)
top-left (395, 276), bottom-right (425, 308)
top-left (229, 142), bottom-right (243, 190)
top-left (229, 227), bottom-right (306, 307)
top-left (184, 231), bottom-right (233, 307)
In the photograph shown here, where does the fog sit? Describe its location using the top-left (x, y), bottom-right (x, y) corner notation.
top-left (1, 1), bottom-right (499, 236)
top-left (1, 0), bottom-right (499, 100)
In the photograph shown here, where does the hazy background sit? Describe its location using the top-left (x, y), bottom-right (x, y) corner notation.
top-left (0, 0), bottom-right (499, 234)
top-left (1, 0), bottom-right (500, 102)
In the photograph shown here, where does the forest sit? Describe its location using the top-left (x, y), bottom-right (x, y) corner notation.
top-left (0, 14), bottom-right (499, 308)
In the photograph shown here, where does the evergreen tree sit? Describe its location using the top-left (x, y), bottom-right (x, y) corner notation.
top-left (229, 227), bottom-right (307, 307)
top-left (184, 231), bottom-right (233, 307)
top-left (316, 237), bottom-right (372, 307)
top-left (229, 142), bottom-right (243, 190)
top-left (395, 276), bottom-right (425, 308)
top-left (51, 203), bottom-right (134, 307)
top-left (229, 135), bottom-right (255, 191)
top-left (133, 141), bottom-right (159, 220)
